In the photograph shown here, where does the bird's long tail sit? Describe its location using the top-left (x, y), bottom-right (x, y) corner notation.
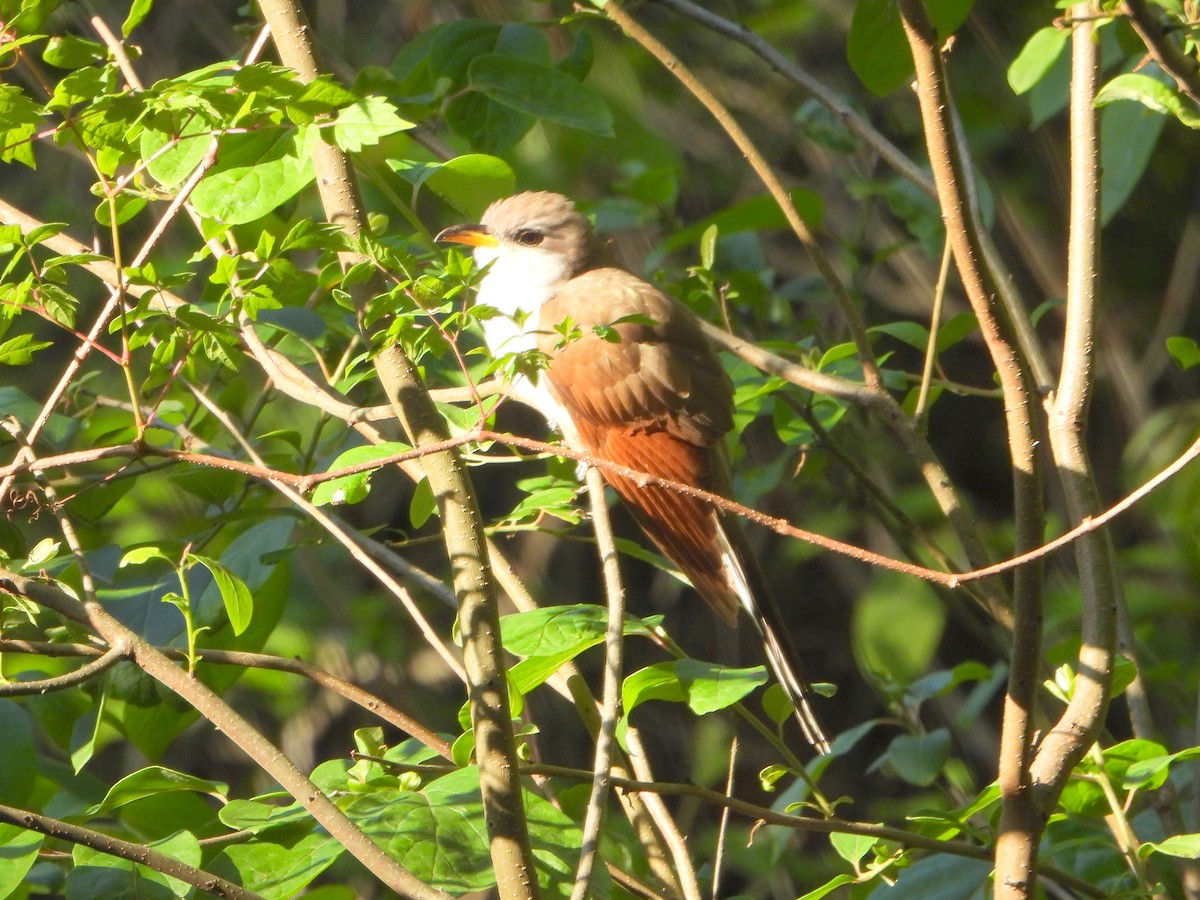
top-left (717, 522), bottom-right (832, 755)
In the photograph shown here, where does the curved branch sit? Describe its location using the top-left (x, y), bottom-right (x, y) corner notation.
top-left (0, 803), bottom-right (262, 900)
top-left (0, 568), bottom-right (450, 900)
top-left (0, 645), bottom-right (124, 696)
top-left (1123, 0), bottom-right (1200, 106)
top-left (0, 638), bottom-right (452, 759)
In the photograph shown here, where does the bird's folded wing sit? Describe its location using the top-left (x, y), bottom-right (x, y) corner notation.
top-left (536, 268), bottom-right (733, 446)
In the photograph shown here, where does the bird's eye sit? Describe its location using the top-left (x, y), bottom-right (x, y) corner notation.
top-left (513, 228), bottom-right (544, 247)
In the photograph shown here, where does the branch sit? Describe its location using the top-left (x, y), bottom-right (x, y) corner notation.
top-left (1123, 0), bottom-right (1200, 106)
top-left (255, 0), bottom-right (540, 894)
top-left (0, 645), bottom-right (123, 696)
top-left (0, 568), bottom-right (449, 900)
top-left (1029, 5), bottom-right (1119, 805)
top-left (569, 466), bottom-right (627, 899)
top-left (0, 802), bottom-right (262, 900)
top-left (0, 638), bottom-right (452, 760)
top-left (894, 9), bottom-right (1050, 897)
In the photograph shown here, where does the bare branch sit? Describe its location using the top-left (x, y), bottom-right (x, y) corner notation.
top-left (0, 802), bottom-right (262, 899)
top-left (1123, 0), bottom-right (1200, 105)
top-left (569, 467), bottom-right (627, 899)
top-left (0, 568), bottom-right (451, 900)
top-left (0, 645), bottom-right (124, 697)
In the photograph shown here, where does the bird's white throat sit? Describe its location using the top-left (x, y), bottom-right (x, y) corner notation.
top-left (473, 243), bottom-right (573, 424)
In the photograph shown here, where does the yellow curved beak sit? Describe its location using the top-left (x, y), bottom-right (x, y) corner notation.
top-left (434, 224), bottom-right (499, 248)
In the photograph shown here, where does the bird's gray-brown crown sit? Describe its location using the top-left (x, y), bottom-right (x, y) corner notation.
top-left (479, 191), bottom-right (603, 277)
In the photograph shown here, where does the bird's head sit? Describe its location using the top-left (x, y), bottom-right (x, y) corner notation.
top-left (435, 191), bottom-right (601, 286)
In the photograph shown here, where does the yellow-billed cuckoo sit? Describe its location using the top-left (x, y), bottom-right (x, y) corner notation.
top-left (437, 191), bottom-right (830, 753)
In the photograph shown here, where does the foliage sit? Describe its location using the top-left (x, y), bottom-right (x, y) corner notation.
top-left (1, 0), bottom-right (1199, 898)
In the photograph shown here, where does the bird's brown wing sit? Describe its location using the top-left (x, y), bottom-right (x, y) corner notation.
top-left (536, 268), bottom-right (740, 625)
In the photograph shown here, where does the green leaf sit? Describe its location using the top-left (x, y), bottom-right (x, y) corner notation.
top-left (870, 320), bottom-right (930, 351)
top-left (343, 768), bottom-right (608, 899)
top-left (1120, 742), bottom-right (1200, 791)
top-left (190, 127), bottom-right (315, 225)
top-left (25, 537), bottom-right (62, 567)
top-left (866, 854), bottom-right (990, 898)
top-left (68, 830), bottom-right (201, 899)
top-left (1167, 335), bottom-right (1200, 370)
top-left (935, 312), bottom-right (978, 351)
top-left (312, 441), bottom-right (412, 507)
top-left (187, 553), bottom-right (254, 635)
top-left (0, 823), bottom-right (43, 897)
top-left (852, 574), bottom-right (945, 685)
top-left (141, 115), bottom-right (214, 189)
top-left (666, 189), bottom-right (824, 250)
top-left (904, 661), bottom-right (994, 704)
top-left (83, 766), bottom-right (228, 818)
top-left (219, 830), bottom-right (343, 899)
top-left (1141, 834), bottom-right (1200, 860)
top-left (849, 0), bottom-right (975, 96)
top-left (389, 153), bottom-right (516, 218)
top-left (1008, 26), bottom-right (1069, 95)
top-left (122, 0), bottom-right (155, 35)
top-left (886, 729), bottom-right (952, 786)
top-left (219, 799), bottom-right (313, 834)
top-left (800, 874), bottom-right (858, 900)
top-left (467, 55), bottom-right (613, 136)
top-left (500, 604), bottom-right (655, 657)
top-left (119, 545), bottom-right (176, 569)
top-left (699, 223), bottom-right (718, 270)
top-left (1096, 72), bottom-right (1200, 129)
top-left (342, 775), bottom-right (494, 893)
top-left (622, 660), bottom-right (767, 721)
top-left (331, 96), bottom-right (414, 152)
top-left (0, 704), bottom-right (35, 806)
top-left (831, 829), bottom-right (880, 865)
top-left (444, 90), bottom-right (535, 153)
top-left (43, 35), bottom-right (106, 69)
top-left (1100, 86), bottom-right (1167, 222)
top-left (0, 332), bottom-right (53, 365)
top-left (847, 0), bottom-right (912, 96)
top-left (70, 690), bottom-right (107, 773)
top-left (409, 476), bottom-right (437, 529)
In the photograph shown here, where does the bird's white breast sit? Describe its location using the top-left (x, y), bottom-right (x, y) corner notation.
top-left (473, 244), bottom-right (571, 426)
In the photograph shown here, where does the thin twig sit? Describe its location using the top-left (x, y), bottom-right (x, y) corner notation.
top-left (9, 421), bottom-right (1200, 594)
top-left (651, 0), bottom-right (935, 196)
top-left (914, 239), bottom-right (954, 423)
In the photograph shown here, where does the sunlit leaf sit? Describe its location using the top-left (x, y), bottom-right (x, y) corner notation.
top-left (82, 766), bottom-right (228, 818)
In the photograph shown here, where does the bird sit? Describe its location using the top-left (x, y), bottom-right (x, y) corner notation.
top-left (436, 191), bottom-right (830, 753)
